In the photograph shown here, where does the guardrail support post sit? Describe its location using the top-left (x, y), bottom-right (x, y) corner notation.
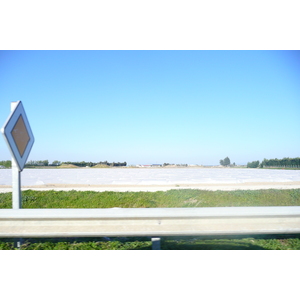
top-left (14, 239), bottom-right (23, 249)
top-left (151, 237), bottom-right (161, 250)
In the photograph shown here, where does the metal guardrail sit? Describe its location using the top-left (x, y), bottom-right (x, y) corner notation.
top-left (1, 206), bottom-right (300, 239)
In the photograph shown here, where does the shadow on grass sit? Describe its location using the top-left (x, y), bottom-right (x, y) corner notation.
top-left (0, 238), bottom-right (265, 250)
top-left (2, 234), bottom-right (300, 250)
top-left (161, 240), bottom-right (265, 250)
top-left (161, 234), bottom-right (300, 250)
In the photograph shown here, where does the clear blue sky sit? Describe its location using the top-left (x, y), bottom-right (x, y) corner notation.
top-left (1, 50), bottom-right (300, 165)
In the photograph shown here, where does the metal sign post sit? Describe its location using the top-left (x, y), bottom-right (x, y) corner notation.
top-left (12, 158), bottom-right (22, 209)
top-left (1, 101), bottom-right (34, 209)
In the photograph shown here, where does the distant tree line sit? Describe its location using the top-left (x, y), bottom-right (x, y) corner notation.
top-left (1, 160), bottom-right (127, 168)
top-left (26, 160), bottom-right (62, 167)
top-left (1, 159), bottom-right (52, 168)
top-left (247, 160), bottom-right (260, 168)
top-left (261, 157), bottom-right (300, 168)
top-left (0, 160), bottom-right (11, 168)
top-left (97, 161), bottom-right (127, 167)
top-left (246, 157), bottom-right (300, 168)
top-left (62, 161), bottom-right (127, 167)
top-left (62, 161), bottom-right (96, 167)
top-left (26, 160), bottom-right (49, 167)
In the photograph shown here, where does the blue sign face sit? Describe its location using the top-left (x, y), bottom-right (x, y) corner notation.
top-left (1, 101), bottom-right (34, 171)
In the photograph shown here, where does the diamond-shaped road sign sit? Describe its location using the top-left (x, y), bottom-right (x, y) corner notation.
top-left (1, 101), bottom-right (34, 171)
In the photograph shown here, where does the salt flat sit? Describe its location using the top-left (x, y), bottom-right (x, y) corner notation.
top-left (1, 168), bottom-right (300, 192)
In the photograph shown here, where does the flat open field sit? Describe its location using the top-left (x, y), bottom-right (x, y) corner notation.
top-left (1, 167), bottom-right (300, 192)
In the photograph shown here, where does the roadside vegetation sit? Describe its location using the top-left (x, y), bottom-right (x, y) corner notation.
top-left (1, 189), bottom-right (300, 250)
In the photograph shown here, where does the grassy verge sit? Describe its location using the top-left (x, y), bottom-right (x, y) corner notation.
top-left (1, 188), bottom-right (300, 209)
top-left (1, 189), bottom-right (300, 250)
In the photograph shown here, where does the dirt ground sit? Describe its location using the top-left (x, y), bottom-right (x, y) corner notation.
top-left (1, 181), bottom-right (300, 193)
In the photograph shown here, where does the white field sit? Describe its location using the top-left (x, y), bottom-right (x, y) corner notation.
top-left (1, 168), bottom-right (300, 192)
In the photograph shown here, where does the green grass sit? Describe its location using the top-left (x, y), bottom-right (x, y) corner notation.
top-left (0, 238), bottom-right (152, 250)
top-left (1, 188), bottom-right (300, 209)
top-left (1, 188), bottom-right (300, 250)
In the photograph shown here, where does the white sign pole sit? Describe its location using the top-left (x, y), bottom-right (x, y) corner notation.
top-left (10, 102), bottom-right (22, 209)
top-left (12, 156), bottom-right (22, 248)
top-left (12, 158), bottom-right (21, 209)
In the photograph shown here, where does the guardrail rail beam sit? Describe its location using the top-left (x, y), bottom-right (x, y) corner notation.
top-left (1, 207), bottom-right (300, 238)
